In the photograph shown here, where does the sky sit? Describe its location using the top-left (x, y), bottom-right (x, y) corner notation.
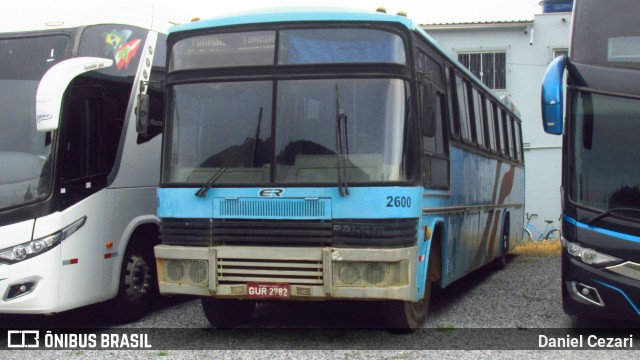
top-left (167, 0), bottom-right (544, 25)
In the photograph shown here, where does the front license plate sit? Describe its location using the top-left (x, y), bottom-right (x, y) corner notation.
top-left (246, 282), bottom-right (290, 299)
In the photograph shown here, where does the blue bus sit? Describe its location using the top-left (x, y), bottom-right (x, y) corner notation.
top-left (154, 7), bottom-right (525, 332)
top-left (542, 0), bottom-right (640, 321)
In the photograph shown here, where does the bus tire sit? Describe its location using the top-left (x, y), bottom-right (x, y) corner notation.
top-left (384, 247), bottom-right (434, 333)
top-left (495, 220), bottom-right (510, 270)
top-left (384, 291), bottom-right (430, 334)
top-left (201, 298), bottom-right (256, 329)
top-left (112, 241), bottom-right (157, 323)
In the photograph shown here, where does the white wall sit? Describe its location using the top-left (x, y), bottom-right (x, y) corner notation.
top-left (425, 12), bottom-right (571, 232)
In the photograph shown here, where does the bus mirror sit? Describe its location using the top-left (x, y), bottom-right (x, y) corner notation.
top-left (541, 55), bottom-right (566, 135)
top-left (136, 93), bottom-right (150, 136)
top-left (36, 57), bottom-right (113, 132)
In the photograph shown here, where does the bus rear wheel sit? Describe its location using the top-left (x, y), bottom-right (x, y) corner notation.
top-left (201, 298), bottom-right (256, 329)
top-left (495, 221), bottom-right (510, 270)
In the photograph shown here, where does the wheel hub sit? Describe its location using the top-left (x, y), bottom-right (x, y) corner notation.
top-left (125, 253), bottom-right (151, 303)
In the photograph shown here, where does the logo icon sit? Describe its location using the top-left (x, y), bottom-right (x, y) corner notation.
top-left (259, 189), bottom-right (284, 197)
top-left (7, 330), bottom-right (39, 348)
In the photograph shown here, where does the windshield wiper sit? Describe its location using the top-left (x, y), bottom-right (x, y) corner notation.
top-left (250, 107), bottom-right (263, 167)
top-left (335, 84), bottom-right (349, 197)
top-left (586, 207), bottom-right (640, 225)
top-left (195, 107), bottom-right (263, 198)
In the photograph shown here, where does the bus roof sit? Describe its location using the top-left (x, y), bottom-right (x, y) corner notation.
top-left (169, 6), bottom-right (521, 119)
top-left (169, 6), bottom-right (417, 35)
top-left (0, 0), bottom-right (186, 34)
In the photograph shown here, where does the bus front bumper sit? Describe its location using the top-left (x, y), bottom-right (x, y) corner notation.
top-left (154, 245), bottom-right (418, 301)
top-left (0, 246), bottom-right (61, 314)
top-left (562, 253), bottom-right (640, 321)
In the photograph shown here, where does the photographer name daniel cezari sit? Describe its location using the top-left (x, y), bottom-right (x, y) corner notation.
top-left (539, 334), bottom-right (634, 349)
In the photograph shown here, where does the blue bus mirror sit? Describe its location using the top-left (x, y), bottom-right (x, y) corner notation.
top-left (541, 55), bottom-right (566, 135)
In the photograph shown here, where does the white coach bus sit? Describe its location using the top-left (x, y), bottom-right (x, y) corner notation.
top-left (0, 1), bottom-right (179, 321)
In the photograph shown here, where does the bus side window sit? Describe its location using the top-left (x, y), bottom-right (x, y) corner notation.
top-left (423, 92), bottom-right (450, 189)
top-left (496, 107), bottom-right (506, 156)
top-left (455, 75), bottom-right (472, 143)
top-left (62, 85), bottom-right (124, 183)
top-left (507, 114), bottom-right (516, 159)
top-left (501, 109), bottom-right (511, 158)
top-left (446, 66), bottom-right (460, 139)
top-left (509, 115), bottom-right (520, 161)
top-left (516, 122), bottom-right (524, 162)
top-left (471, 87), bottom-right (484, 149)
top-left (484, 97), bottom-right (496, 152)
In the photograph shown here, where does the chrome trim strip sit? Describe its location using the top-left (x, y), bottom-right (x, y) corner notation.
top-left (606, 261), bottom-right (640, 282)
top-left (422, 203), bottom-right (524, 215)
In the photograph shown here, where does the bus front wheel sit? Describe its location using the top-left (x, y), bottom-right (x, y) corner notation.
top-left (383, 291), bottom-right (430, 334)
top-left (384, 261), bottom-right (433, 333)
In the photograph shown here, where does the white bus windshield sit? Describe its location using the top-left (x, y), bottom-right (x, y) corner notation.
top-left (0, 35), bottom-right (69, 210)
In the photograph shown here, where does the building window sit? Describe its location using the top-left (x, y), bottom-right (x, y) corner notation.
top-left (458, 52), bottom-right (506, 90)
top-left (553, 48), bottom-right (569, 60)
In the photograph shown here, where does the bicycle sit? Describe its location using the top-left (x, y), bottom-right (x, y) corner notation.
top-left (523, 213), bottom-right (560, 242)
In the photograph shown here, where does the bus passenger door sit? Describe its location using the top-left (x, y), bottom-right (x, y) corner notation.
top-left (56, 84), bottom-right (119, 308)
top-left (420, 86), bottom-right (450, 289)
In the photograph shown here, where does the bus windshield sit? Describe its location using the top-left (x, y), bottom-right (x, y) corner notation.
top-left (0, 35), bottom-right (69, 210)
top-left (164, 78), bottom-right (411, 185)
top-left (569, 91), bottom-right (640, 219)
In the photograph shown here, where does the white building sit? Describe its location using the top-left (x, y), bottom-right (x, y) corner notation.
top-left (423, 9), bottom-right (572, 233)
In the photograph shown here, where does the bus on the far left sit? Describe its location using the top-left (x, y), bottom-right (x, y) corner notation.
top-left (0, 1), bottom-right (180, 321)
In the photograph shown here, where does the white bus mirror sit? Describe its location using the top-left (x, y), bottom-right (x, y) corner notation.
top-left (36, 57), bottom-right (114, 132)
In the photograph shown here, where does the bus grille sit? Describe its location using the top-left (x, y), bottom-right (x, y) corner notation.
top-left (160, 218), bottom-right (212, 246)
top-left (160, 219), bottom-right (332, 247)
top-left (216, 198), bottom-right (330, 219)
top-left (332, 218), bottom-right (418, 248)
top-left (216, 258), bottom-right (323, 285)
top-left (160, 218), bottom-right (417, 248)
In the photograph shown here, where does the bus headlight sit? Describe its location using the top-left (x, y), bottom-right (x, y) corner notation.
top-left (562, 236), bottom-right (623, 267)
top-left (163, 259), bottom-right (208, 285)
top-left (334, 261), bottom-right (391, 287)
top-left (0, 217), bottom-right (86, 265)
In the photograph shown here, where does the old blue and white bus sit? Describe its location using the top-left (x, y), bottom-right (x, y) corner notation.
top-left (155, 7), bottom-right (524, 332)
top-left (542, 0), bottom-right (640, 321)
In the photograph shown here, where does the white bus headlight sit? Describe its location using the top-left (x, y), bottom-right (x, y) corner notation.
top-left (562, 236), bottom-right (622, 267)
top-left (0, 217), bottom-right (85, 265)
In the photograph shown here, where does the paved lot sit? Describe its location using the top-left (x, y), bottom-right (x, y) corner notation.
top-left (2, 254), bottom-right (639, 358)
